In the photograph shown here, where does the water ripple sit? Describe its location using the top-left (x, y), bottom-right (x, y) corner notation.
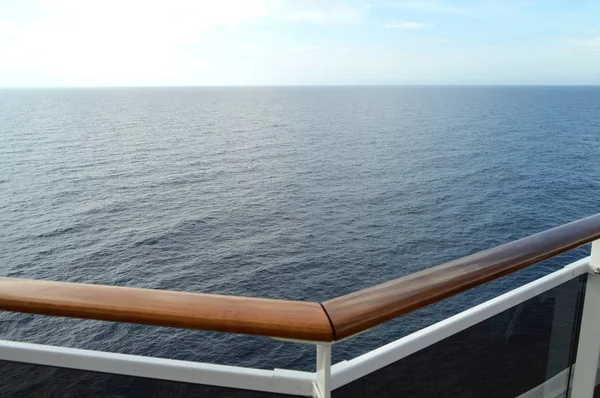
top-left (0, 86), bottom-right (599, 373)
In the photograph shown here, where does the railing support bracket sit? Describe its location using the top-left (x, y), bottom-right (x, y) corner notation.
top-left (314, 344), bottom-right (332, 398)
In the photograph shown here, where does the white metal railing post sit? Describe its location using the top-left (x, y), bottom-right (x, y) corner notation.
top-left (571, 240), bottom-right (600, 397)
top-left (314, 344), bottom-right (332, 398)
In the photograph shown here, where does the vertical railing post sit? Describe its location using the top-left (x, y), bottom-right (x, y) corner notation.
top-left (571, 240), bottom-right (600, 397)
top-left (314, 343), bottom-right (331, 398)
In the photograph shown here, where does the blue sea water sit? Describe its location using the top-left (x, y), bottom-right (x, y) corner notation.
top-left (0, 86), bottom-right (599, 372)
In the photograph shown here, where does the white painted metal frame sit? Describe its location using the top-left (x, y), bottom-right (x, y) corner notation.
top-left (314, 344), bottom-right (332, 398)
top-left (0, 340), bottom-right (316, 396)
top-left (571, 240), bottom-right (600, 397)
top-left (330, 256), bottom-right (591, 390)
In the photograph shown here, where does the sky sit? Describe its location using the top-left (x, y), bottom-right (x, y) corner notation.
top-left (0, 0), bottom-right (599, 87)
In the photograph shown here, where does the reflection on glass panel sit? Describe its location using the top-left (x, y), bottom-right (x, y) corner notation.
top-left (0, 360), bottom-right (305, 398)
top-left (333, 275), bottom-right (586, 398)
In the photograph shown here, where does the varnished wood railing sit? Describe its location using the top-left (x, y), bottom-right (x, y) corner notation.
top-left (0, 279), bottom-right (333, 341)
top-left (2, 213), bottom-right (600, 342)
top-left (322, 213), bottom-right (600, 339)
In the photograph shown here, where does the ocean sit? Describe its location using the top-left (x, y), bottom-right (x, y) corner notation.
top-left (0, 86), bottom-right (599, 373)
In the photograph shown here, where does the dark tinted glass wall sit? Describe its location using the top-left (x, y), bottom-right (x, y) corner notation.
top-left (0, 360), bottom-right (304, 398)
top-left (333, 275), bottom-right (586, 398)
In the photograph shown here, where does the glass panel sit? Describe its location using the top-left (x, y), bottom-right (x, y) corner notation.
top-left (333, 274), bottom-right (587, 398)
top-left (0, 360), bottom-right (306, 398)
top-left (0, 317), bottom-right (316, 372)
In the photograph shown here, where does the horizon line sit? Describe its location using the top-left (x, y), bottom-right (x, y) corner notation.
top-left (1, 83), bottom-right (600, 89)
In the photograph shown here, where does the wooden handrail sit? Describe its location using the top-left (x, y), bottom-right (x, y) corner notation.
top-left (0, 279), bottom-right (333, 341)
top-left (322, 213), bottom-right (600, 339)
top-left (1, 214), bottom-right (600, 342)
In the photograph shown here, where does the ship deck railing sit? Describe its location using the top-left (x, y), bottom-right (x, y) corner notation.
top-left (2, 214), bottom-right (600, 397)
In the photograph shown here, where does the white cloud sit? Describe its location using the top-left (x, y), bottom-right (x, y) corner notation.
top-left (563, 36), bottom-right (600, 52)
top-left (385, 22), bottom-right (432, 29)
top-left (384, 1), bottom-right (473, 15)
top-left (37, 0), bottom-right (277, 32)
top-left (289, 45), bottom-right (351, 53)
top-left (575, 36), bottom-right (600, 47)
top-left (0, 0), bottom-right (282, 86)
top-left (1, 1), bottom-right (599, 86)
top-left (0, 0), bottom-right (375, 86)
top-left (279, 4), bottom-right (371, 26)
top-left (0, 21), bottom-right (26, 39)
